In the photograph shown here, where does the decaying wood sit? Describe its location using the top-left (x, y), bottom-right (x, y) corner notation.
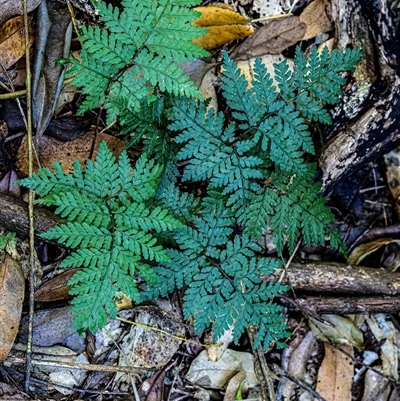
top-left (0, 192), bottom-right (60, 238)
top-left (264, 261), bottom-right (400, 296)
top-left (320, 0), bottom-right (400, 193)
top-left (280, 295), bottom-right (400, 314)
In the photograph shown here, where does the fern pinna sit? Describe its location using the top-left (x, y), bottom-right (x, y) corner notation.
top-left (64, 0), bottom-right (209, 124)
top-left (18, 143), bottom-right (182, 334)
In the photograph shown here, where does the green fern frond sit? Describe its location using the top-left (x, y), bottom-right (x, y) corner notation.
top-left (19, 141), bottom-right (182, 334)
top-left (65, 0), bottom-right (209, 122)
top-left (24, 43), bottom-right (361, 349)
top-left (144, 213), bottom-right (289, 346)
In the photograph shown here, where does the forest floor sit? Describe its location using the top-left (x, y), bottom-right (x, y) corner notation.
top-left (0, 0), bottom-right (400, 400)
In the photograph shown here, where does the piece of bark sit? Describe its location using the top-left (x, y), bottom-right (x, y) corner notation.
top-left (0, 192), bottom-right (60, 238)
top-left (280, 295), bottom-right (400, 314)
top-left (320, 0), bottom-right (400, 193)
top-left (264, 261), bottom-right (400, 296)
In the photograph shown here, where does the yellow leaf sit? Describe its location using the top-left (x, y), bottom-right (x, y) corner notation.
top-left (193, 5), bottom-right (254, 50)
top-left (194, 5), bottom-right (250, 26)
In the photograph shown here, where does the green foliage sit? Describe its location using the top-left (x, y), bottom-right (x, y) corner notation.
top-left (170, 47), bottom-right (361, 253)
top-left (18, 142), bottom-right (182, 334)
top-left (20, 34), bottom-right (361, 348)
top-left (64, 0), bottom-right (209, 123)
top-left (0, 231), bottom-right (16, 252)
top-left (143, 210), bottom-right (290, 348)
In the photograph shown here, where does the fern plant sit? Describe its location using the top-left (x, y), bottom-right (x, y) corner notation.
top-left (18, 142), bottom-right (183, 334)
top-left (20, 0), bottom-right (362, 348)
top-left (64, 0), bottom-right (209, 123)
top-left (167, 47), bottom-right (361, 254)
top-left (139, 47), bottom-right (361, 347)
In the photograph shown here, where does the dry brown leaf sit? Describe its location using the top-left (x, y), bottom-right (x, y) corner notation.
top-left (0, 0), bottom-right (42, 27)
top-left (34, 269), bottom-right (81, 302)
top-left (0, 253), bottom-right (25, 362)
top-left (299, 0), bottom-right (332, 40)
top-left (309, 314), bottom-right (364, 349)
top-left (193, 5), bottom-right (254, 50)
top-left (17, 131), bottom-right (125, 175)
top-left (231, 16), bottom-right (306, 61)
top-left (315, 343), bottom-right (353, 401)
top-left (347, 238), bottom-right (398, 266)
top-left (0, 16), bottom-right (34, 69)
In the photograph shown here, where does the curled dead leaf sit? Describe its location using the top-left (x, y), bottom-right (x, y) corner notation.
top-left (0, 253), bottom-right (25, 362)
top-left (299, 0), bottom-right (332, 40)
top-left (347, 238), bottom-right (397, 266)
top-left (34, 269), bottom-right (81, 302)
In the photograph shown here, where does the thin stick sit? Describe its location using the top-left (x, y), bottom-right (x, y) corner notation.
top-left (22, 0), bottom-right (35, 393)
top-left (0, 90), bottom-right (27, 100)
top-left (278, 239), bottom-right (301, 283)
top-left (251, 13), bottom-right (293, 23)
top-left (7, 356), bottom-right (151, 374)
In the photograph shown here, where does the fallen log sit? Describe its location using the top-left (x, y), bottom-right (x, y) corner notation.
top-left (264, 261), bottom-right (400, 296)
top-left (320, 0), bottom-right (400, 193)
top-left (0, 192), bottom-right (61, 239)
top-left (280, 295), bottom-right (400, 314)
